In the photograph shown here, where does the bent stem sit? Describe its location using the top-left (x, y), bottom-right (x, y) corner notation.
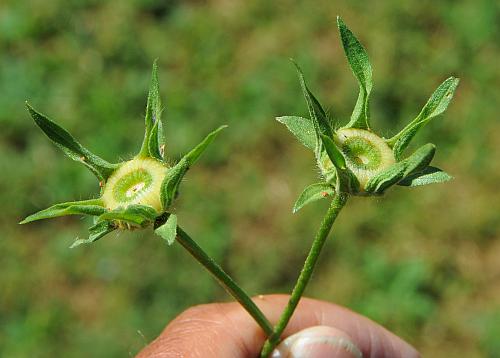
top-left (175, 226), bottom-right (274, 336)
top-left (260, 193), bottom-right (348, 357)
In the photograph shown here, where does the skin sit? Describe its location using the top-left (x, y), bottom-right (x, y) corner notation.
top-left (137, 295), bottom-right (420, 358)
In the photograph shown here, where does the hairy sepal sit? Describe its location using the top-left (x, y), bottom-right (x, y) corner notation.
top-left (320, 134), bottom-right (346, 170)
top-left (155, 213), bottom-right (178, 245)
top-left (337, 17), bottom-right (372, 130)
top-left (20, 198), bottom-right (106, 224)
top-left (388, 77), bottom-right (459, 159)
top-left (293, 183), bottom-right (335, 213)
top-left (147, 115), bottom-right (164, 160)
top-left (292, 60), bottom-right (334, 157)
top-left (139, 60), bottom-right (162, 157)
top-left (26, 103), bottom-right (118, 181)
top-left (398, 166), bottom-right (452, 187)
top-left (277, 116), bottom-right (316, 150)
top-left (98, 204), bottom-right (158, 228)
top-left (70, 220), bottom-right (116, 248)
top-left (365, 143), bottom-right (436, 194)
top-left (160, 126), bottom-right (227, 209)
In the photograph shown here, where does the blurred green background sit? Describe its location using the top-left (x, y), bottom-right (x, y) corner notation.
top-left (1, 0), bottom-right (499, 357)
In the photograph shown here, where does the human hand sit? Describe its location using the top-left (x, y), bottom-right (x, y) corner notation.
top-left (137, 295), bottom-right (419, 358)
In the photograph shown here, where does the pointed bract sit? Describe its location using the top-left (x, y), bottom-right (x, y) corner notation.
top-left (26, 103), bottom-right (118, 181)
top-left (139, 60), bottom-right (162, 157)
top-left (160, 126), bottom-right (227, 209)
top-left (292, 60), bottom-right (333, 155)
top-left (182, 125), bottom-right (227, 165)
top-left (160, 162), bottom-right (187, 210)
top-left (148, 118), bottom-right (165, 161)
top-left (70, 220), bottom-right (116, 248)
top-left (398, 166), bottom-right (452, 187)
top-left (98, 204), bottom-right (158, 227)
top-left (365, 143), bottom-right (436, 193)
top-left (277, 116), bottom-right (316, 151)
top-left (20, 198), bottom-right (106, 224)
top-left (293, 183), bottom-right (335, 213)
top-left (337, 17), bottom-right (373, 130)
top-left (388, 77), bottom-right (459, 159)
top-left (320, 134), bottom-right (346, 170)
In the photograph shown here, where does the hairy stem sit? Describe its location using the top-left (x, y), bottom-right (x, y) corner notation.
top-left (175, 226), bottom-right (274, 336)
top-left (260, 193), bottom-right (348, 357)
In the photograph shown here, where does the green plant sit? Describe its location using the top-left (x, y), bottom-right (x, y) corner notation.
top-left (20, 60), bottom-right (273, 337)
top-left (19, 16), bottom-right (459, 357)
top-left (260, 16), bottom-right (458, 356)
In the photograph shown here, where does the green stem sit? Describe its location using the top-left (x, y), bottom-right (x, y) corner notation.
top-left (260, 193), bottom-right (348, 357)
top-left (176, 226), bottom-right (274, 336)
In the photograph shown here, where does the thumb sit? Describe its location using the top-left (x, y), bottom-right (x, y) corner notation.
top-left (137, 295), bottom-right (419, 357)
top-left (272, 326), bottom-right (362, 358)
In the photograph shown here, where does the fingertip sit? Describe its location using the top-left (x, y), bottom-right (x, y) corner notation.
top-left (254, 295), bottom-right (420, 358)
top-left (273, 326), bottom-right (362, 358)
top-left (137, 295), bottom-right (420, 358)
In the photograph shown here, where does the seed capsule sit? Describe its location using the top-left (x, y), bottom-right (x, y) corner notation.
top-left (319, 128), bottom-right (395, 192)
top-left (102, 158), bottom-right (168, 212)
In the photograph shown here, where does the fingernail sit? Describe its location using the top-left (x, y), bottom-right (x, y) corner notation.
top-left (272, 326), bottom-right (363, 358)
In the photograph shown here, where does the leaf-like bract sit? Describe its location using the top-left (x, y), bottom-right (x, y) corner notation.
top-left (155, 213), bottom-right (177, 245)
top-left (98, 204), bottom-right (158, 227)
top-left (293, 183), bottom-right (335, 213)
top-left (20, 198), bottom-right (107, 224)
top-left (148, 118), bottom-right (165, 161)
top-left (276, 116), bottom-right (316, 150)
top-left (320, 134), bottom-right (346, 170)
top-left (26, 103), bottom-right (117, 181)
top-left (388, 77), bottom-right (459, 159)
top-left (292, 60), bottom-right (333, 156)
top-left (70, 220), bottom-right (116, 248)
top-left (139, 59), bottom-right (162, 157)
top-left (337, 16), bottom-right (373, 130)
top-left (398, 166), bottom-right (452, 187)
top-left (160, 126), bottom-right (227, 209)
top-left (365, 143), bottom-right (436, 193)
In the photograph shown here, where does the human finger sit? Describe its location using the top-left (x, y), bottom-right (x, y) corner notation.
top-left (136, 294), bottom-right (419, 358)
